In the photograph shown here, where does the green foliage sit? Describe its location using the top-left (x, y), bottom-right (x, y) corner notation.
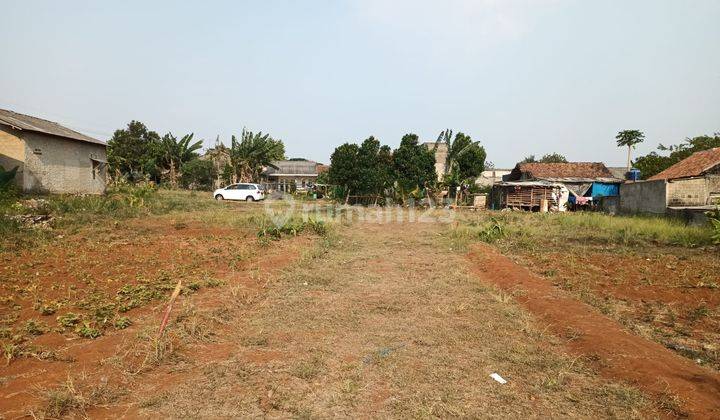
top-left (478, 218), bottom-right (505, 243)
top-left (615, 130), bottom-right (645, 148)
top-left (616, 129), bottom-right (645, 170)
top-left (634, 133), bottom-right (720, 179)
top-left (107, 121), bottom-right (162, 182)
top-left (230, 129), bottom-right (286, 182)
top-left (114, 317), bottom-right (132, 330)
top-left (434, 129), bottom-right (486, 188)
top-left (357, 137), bottom-right (394, 195)
top-left (75, 322), bottom-right (102, 339)
top-left (0, 165), bottom-right (18, 192)
top-left (393, 134), bottom-right (437, 193)
top-left (158, 132), bottom-right (204, 186)
top-left (257, 218), bottom-right (329, 239)
top-left (452, 132), bottom-right (486, 181)
top-left (519, 153), bottom-right (567, 164)
top-left (328, 143), bottom-right (361, 196)
top-left (180, 159), bottom-right (215, 190)
top-left (57, 313), bottom-right (81, 328)
top-left (707, 207), bottom-right (720, 245)
top-left (451, 212), bottom-right (716, 250)
top-left (24, 320), bottom-right (48, 336)
top-left (539, 153), bottom-right (568, 163)
top-left (316, 171), bottom-right (330, 185)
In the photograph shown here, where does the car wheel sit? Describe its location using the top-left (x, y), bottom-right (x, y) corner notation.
top-left (215, 194), bottom-right (224, 200)
top-left (246, 196), bottom-right (255, 202)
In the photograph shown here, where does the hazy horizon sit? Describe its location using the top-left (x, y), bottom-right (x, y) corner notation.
top-left (1, 0), bottom-right (718, 167)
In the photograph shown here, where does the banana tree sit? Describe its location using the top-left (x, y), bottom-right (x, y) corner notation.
top-left (159, 133), bottom-right (203, 187)
top-left (229, 129), bottom-right (285, 182)
top-left (432, 129), bottom-right (485, 203)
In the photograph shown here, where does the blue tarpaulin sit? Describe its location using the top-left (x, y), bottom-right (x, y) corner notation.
top-left (586, 182), bottom-right (619, 198)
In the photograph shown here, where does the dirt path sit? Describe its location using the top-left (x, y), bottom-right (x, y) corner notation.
top-left (469, 243), bottom-right (720, 418)
top-left (104, 221), bottom-right (651, 418)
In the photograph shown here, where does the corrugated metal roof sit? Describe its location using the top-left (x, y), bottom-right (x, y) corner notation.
top-left (648, 147), bottom-right (720, 180)
top-left (263, 160), bottom-right (320, 176)
top-left (0, 109), bottom-right (105, 146)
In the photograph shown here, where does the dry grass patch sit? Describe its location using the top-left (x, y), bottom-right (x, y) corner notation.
top-left (135, 219), bottom-right (650, 418)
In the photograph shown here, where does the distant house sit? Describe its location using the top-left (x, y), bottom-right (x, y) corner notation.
top-left (0, 109), bottom-right (107, 194)
top-left (476, 168), bottom-right (512, 187)
top-left (261, 160), bottom-right (327, 192)
top-left (505, 162), bottom-right (623, 199)
top-left (647, 147), bottom-right (720, 182)
top-left (620, 148), bottom-right (720, 219)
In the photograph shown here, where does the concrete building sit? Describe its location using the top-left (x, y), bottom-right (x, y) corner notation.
top-left (261, 160), bottom-right (327, 192)
top-left (620, 148), bottom-right (720, 221)
top-left (476, 168), bottom-right (512, 187)
top-left (0, 109), bottom-right (107, 194)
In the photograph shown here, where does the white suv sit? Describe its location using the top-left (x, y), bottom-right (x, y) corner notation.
top-left (214, 183), bottom-right (265, 202)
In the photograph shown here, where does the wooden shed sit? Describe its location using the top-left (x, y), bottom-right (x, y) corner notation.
top-left (489, 181), bottom-right (570, 211)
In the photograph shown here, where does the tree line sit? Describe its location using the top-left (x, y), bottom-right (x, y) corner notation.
top-left (107, 121), bottom-right (285, 189)
top-left (327, 129), bottom-right (486, 202)
top-left (613, 129), bottom-right (720, 178)
top-left (632, 133), bottom-right (720, 178)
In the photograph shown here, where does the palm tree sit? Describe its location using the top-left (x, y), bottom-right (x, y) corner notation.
top-left (159, 133), bottom-right (203, 187)
top-left (615, 130), bottom-right (645, 172)
top-left (230, 129), bottom-right (286, 182)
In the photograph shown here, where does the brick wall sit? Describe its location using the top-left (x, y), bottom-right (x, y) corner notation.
top-left (22, 132), bottom-right (107, 194)
top-left (666, 178), bottom-right (709, 206)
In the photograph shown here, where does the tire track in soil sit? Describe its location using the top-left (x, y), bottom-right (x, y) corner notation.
top-left (468, 243), bottom-right (720, 418)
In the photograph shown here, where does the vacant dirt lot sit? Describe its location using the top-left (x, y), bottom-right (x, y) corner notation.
top-left (1, 197), bottom-right (718, 417)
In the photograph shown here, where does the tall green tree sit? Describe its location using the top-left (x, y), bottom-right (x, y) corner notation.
top-left (107, 121), bottom-right (162, 182)
top-left (159, 133), bottom-right (203, 187)
top-left (615, 130), bottom-right (645, 172)
top-left (452, 132), bottom-right (486, 181)
top-left (180, 159), bottom-right (215, 190)
top-left (356, 136), bottom-right (394, 195)
top-left (229, 129), bottom-right (286, 182)
top-left (328, 142), bottom-right (361, 197)
top-left (392, 134), bottom-right (436, 193)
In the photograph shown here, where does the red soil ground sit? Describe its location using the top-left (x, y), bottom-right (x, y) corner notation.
top-left (469, 243), bottom-right (720, 418)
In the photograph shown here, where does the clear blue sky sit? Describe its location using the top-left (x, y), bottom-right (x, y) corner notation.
top-left (1, 0), bottom-right (718, 167)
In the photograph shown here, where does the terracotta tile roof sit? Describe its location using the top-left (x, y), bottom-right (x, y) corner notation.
top-left (509, 162), bottom-right (616, 181)
top-left (648, 148), bottom-right (720, 180)
top-left (0, 109), bottom-right (105, 146)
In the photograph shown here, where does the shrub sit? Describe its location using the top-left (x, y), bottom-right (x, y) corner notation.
top-left (0, 165), bottom-right (18, 193)
top-left (57, 313), bottom-right (81, 328)
top-left (75, 322), bottom-right (102, 339)
top-left (113, 317), bottom-right (132, 330)
top-left (24, 320), bottom-right (48, 336)
top-left (478, 218), bottom-right (504, 243)
top-left (707, 207), bottom-right (720, 245)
